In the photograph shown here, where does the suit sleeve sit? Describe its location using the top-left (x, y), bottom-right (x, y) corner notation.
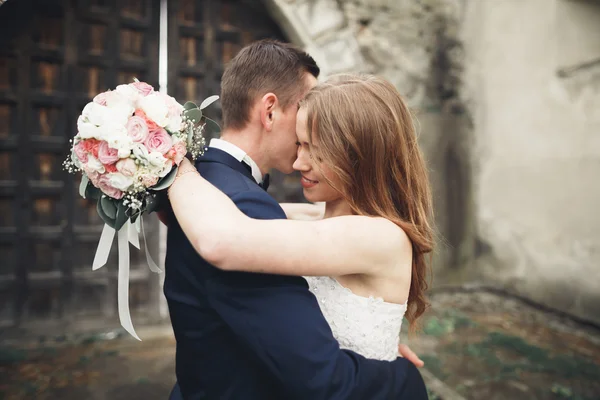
top-left (205, 190), bottom-right (428, 400)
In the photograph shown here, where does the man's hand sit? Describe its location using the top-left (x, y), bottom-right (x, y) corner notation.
top-left (398, 344), bottom-right (424, 368)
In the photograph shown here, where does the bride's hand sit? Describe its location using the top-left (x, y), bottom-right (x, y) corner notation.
top-left (398, 344), bottom-right (424, 368)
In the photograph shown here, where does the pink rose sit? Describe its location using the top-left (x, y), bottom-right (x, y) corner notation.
top-left (116, 158), bottom-right (137, 177)
top-left (134, 109), bottom-right (160, 132)
top-left (83, 167), bottom-right (100, 187)
top-left (139, 174), bottom-right (159, 187)
top-left (165, 148), bottom-right (176, 164)
top-left (172, 141), bottom-right (187, 166)
top-left (125, 116), bottom-right (149, 143)
top-left (93, 91), bottom-right (110, 106)
top-left (130, 81), bottom-right (154, 96)
top-left (104, 163), bottom-right (118, 173)
top-left (97, 174), bottom-right (124, 200)
top-left (74, 141), bottom-right (89, 163)
top-left (144, 128), bottom-right (173, 155)
top-left (80, 138), bottom-right (100, 158)
top-left (98, 141), bottom-right (120, 164)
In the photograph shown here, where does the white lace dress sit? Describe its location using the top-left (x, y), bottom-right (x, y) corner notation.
top-left (304, 276), bottom-right (407, 361)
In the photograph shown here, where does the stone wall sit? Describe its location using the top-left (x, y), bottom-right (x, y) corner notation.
top-left (462, 0), bottom-right (600, 324)
top-left (265, 0), bottom-right (600, 324)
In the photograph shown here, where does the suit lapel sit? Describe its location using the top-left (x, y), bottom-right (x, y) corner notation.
top-left (197, 147), bottom-right (257, 184)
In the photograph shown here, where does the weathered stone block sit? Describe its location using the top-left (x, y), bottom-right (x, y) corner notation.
top-left (294, 0), bottom-right (346, 39)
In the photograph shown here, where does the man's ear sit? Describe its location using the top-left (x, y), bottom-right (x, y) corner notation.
top-left (260, 93), bottom-right (277, 132)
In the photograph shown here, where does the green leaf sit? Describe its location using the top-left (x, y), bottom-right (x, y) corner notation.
top-left (100, 196), bottom-right (118, 220)
top-left (151, 165), bottom-right (179, 191)
top-left (79, 175), bottom-right (89, 199)
top-left (114, 201), bottom-right (128, 231)
top-left (183, 101), bottom-right (198, 111)
top-left (97, 198), bottom-right (116, 228)
top-left (204, 117), bottom-right (221, 135)
top-left (184, 108), bottom-right (203, 124)
top-left (145, 193), bottom-right (159, 214)
top-left (199, 95), bottom-right (219, 110)
top-left (86, 185), bottom-right (101, 200)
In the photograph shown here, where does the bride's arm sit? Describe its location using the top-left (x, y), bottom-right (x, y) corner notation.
top-left (279, 202), bottom-right (325, 220)
top-left (168, 159), bottom-right (409, 277)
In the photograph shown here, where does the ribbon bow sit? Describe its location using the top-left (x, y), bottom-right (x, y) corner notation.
top-left (92, 217), bottom-right (161, 340)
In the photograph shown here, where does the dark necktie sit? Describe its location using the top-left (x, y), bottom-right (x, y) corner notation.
top-left (259, 174), bottom-right (270, 191)
top-left (241, 161), bottom-right (269, 191)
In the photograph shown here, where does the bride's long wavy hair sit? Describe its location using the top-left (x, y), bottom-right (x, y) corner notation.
top-left (300, 74), bottom-right (434, 331)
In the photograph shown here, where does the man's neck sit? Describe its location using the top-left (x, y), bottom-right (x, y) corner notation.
top-left (219, 130), bottom-right (269, 176)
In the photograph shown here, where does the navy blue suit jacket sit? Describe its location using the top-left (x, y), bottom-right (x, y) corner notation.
top-left (164, 148), bottom-right (427, 399)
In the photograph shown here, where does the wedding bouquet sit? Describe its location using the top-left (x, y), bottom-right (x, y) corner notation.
top-left (64, 80), bottom-right (219, 339)
top-left (65, 80), bottom-right (219, 229)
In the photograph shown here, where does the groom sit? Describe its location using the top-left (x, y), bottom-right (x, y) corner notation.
top-left (163, 40), bottom-right (428, 399)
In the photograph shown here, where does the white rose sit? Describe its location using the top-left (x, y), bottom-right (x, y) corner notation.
top-left (115, 84), bottom-right (141, 108)
top-left (153, 160), bottom-right (173, 178)
top-left (147, 151), bottom-right (167, 167)
top-left (108, 172), bottom-right (134, 191)
top-left (81, 102), bottom-right (109, 126)
top-left (139, 93), bottom-right (169, 127)
top-left (86, 155), bottom-right (105, 173)
top-left (132, 142), bottom-right (149, 163)
top-left (147, 151), bottom-right (172, 177)
top-left (77, 116), bottom-right (101, 139)
top-left (101, 124), bottom-right (132, 155)
top-left (166, 114), bottom-right (183, 133)
top-left (105, 104), bottom-right (133, 127)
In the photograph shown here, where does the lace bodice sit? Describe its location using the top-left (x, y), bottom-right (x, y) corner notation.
top-left (304, 276), bottom-right (407, 361)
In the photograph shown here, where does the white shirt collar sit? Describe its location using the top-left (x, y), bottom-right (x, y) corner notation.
top-left (209, 138), bottom-right (264, 184)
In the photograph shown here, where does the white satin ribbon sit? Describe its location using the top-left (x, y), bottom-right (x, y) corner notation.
top-left (142, 217), bottom-right (162, 273)
top-left (118, 226), bottom-right (140, 340)
top-left (93, 224), bottom-right (116, 271)
top-left (128, 220), bottom-right (140, 249)
top-left (91, 218), bottom-right (163, 340)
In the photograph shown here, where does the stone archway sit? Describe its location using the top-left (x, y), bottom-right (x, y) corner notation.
top-left (263, 0), bottom-right (366, 77)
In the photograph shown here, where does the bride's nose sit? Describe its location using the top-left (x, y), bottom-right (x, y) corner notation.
top-left (293, 146), bottom-right (311, 172)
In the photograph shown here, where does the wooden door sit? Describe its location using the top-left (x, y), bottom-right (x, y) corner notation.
top-left (0, 0), bottom-right (305, 334)
top-left (0, 0), bottom-right (161, 332)
top-left (168, 0), bottom-right (306, 202)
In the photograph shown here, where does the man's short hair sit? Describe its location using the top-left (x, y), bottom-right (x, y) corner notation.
top-left (220, 39), bottom-right (320, 130)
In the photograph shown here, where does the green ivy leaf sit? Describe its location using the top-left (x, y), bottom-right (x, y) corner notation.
top-left (145, 192), bottom-right (159, 214)
top-left (151, 165), bottom-right (179, 191)
top-left (100, 196), bottom-right (118, 220)
top-left (86, 185), bottom-right (101, 200)
top-left (79, 175), bottom-right (89, 199)
top-left (97, 198), bottom-right (116, 229)
top-left (184, 108), bottom-right (203, 124)
top-left (199, 95), bottom-right (219, 110)
top-left (183, 101), bottom-right (198, 111)
top-left (204, 117), bottom-right (221, 135)
top-left (114, 201), bottom-right (128, 231)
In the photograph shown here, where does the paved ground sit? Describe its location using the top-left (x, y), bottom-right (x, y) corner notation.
top-left (0, 329), bottom-right (176, 400)
top-left (407, 289), bottom-right (600, 400)
top-left (1, 289), bottom-right (599, 400)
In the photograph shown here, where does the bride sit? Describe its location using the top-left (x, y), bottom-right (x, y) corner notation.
top-left (167, 74), bottom-right (434, 361)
